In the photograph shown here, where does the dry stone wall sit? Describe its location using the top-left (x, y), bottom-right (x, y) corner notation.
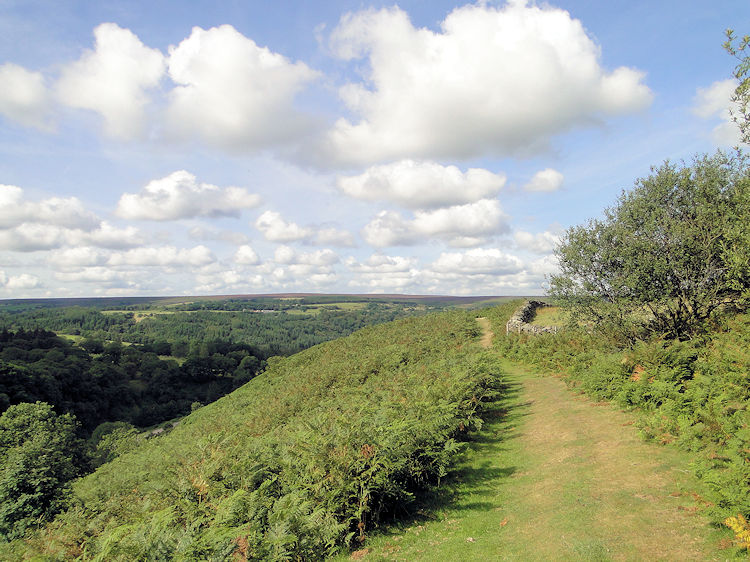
top-left (506, 300), bottom-right (558, 335)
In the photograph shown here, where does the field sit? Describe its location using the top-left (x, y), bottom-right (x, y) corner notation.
top-left (528, 305), bottom-right (568, 327)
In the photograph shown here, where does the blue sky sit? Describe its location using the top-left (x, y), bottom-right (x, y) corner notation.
top-left (0, 0), bottom-right (746, 298)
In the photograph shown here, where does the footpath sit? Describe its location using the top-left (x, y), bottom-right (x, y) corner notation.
top-left (348, 318), bottom-right (726, 561)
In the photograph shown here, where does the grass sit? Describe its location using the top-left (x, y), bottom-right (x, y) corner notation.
top-left (336, 343), bottom-right (731, 560)
top-left (57, 333), bottom-right (83, 343)
top-left (529, 306), bottom-right (569, 327)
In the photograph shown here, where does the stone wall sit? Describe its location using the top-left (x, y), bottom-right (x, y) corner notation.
top-left (505, 300), bottom-right (558, 335)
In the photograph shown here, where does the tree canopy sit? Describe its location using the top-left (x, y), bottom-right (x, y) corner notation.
top-left (725, 29), bottom-right (750, 145)
top-left (0, 402), bottom-right (84, 539)
top-left (550, 151), bottom-right (750, 340)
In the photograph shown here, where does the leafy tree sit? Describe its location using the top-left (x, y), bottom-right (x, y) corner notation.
top-left (90, 421), bottom-right (139, 467)
top-left (550, 151), bottom-right (750, 340)
top-left (724, 29), bottom-right (750, 144)
top-left (0, 402), bottom-right (85, 539)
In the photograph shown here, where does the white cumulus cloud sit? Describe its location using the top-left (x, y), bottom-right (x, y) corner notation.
top-left (0, 185), bottom-right (98, 230)
top-left (514, 230), bottom-right (561, 254)
top-left (431, 248), bottom-right (523, 275)
top-left (337, 160), bottom-right (506, 209)
top-left (108, 245), bottom-right (215, 267)
top-left (323, 2), bottom-right (652, 165)
top-left (47, 247), bottom-right (108, 268)
top-left (0, 63), bottom-right (52, 129)
top-left (189, 226), bottom-right (249, 245)
top-left (166, 24), bottom-right (320, 148)
top-left (234, 244), bottom-right (261, 265)
top-left (57, 23), bottom-right (165, 139)
top-left (346, 253), bottom-right (416, 273)
top-left (255, 210), bottom-right (313, 242)
top-left (273, 245), bottom-right (339, 266)
top-left (0, 185), bottom-right (146, 252)
top-left (311, 227), bottom-right (356, 247)
top-left (693, 79), bottom-right (742, 146)
top-left (362, 199), bottom-right (509, 247)
top-left (116, 170), bottom-right (261, 221)
top-left (3, 273), bottom-right (41, 290)
top-left (523, 168), bottom-right (564, 192)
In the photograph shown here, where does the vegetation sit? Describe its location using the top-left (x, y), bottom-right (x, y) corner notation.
top-left (550, 151), bottom-right (750, 341)
top-left (490, 302), bottom-right (750, 531)
top-left (0, 298), bottom-right (433, 358)
top-left (0, 310), bottom-right (502, 559)
top-left (0, 327), bottom-right (266, 430)
top-left (725, 29), bottom-right (750, 144)
top-left (0, 403), bottom-right (86, 540)
top-left (350, 352), bottom-right (725, 561)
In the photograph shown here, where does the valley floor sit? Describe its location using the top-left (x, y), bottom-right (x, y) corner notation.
top-left (344, 326), bottom-right (728, 560)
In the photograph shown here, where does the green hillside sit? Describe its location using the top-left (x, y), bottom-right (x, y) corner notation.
top-left (1, 310), bottom-right (502, 560)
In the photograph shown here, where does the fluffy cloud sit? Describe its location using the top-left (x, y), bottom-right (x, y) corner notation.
top-left (693, 79), bottom-right (742, 146)
top-left (166, 25), bottom-right (320, 148)
top-left (514, 230), bottom-right (561, 254)
top-left (108, 245), bottom-right (215, 267)
top-left (0, 185), bottom-right (98, 230)
top-left (0, 185), bottom-right (144, 251)
top-left (194, 268), bottom-right (262, 293)
top-left (344, 253), bottom-right (421, 291)
top-left (47, 247), bottom-right (107, 268)
top-left (81, 222), bottom-right (145, 249)
top-left (323, 3), bottom-right (652, 165)
top-left (311, 227), bottom-right (356, 247)
top-left (273, 245), bottom-right (339, 266)
top-left (254, 210), bottom-right (313, 242)
top-left (337, 160), bottom-right (505, 209)
top-left (528, 254), bottom-right (559, 277)
top-left (431, 248), bottom-right (523, 275)
top-left (254, 211), bottom-right (354, 246)
top-left (116, 170), bottom-right (261, 221)
top-left (189, 226), bottom-right (249, 245)
top-left (0, 222), bottom-right (145, 252)
top-left (0, 63), bottom-right (52, 129)
top-left (362, 199), bottom-right (509, 247)
top-left (234, 244), bottom-right (261, 265)
top-left (54, 267), bottom-right (123, 284)
top-left (523, 168), bottom-right (564, 192)
top-left (57, 23), bottom-right (165, 139)
top-left (346, 253), bottom-right (416, 273)
top-left (346, 254), bottom-right (421, 291)
top-left (2, 273), bottom-right (41, 290)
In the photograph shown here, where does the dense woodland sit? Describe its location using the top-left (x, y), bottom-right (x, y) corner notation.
top-left (0, 298), bottom-right (447, 430)
top-left (0, 327), bottom-right (265, 430)
top-left (0, 298), bottom-right (438, 357)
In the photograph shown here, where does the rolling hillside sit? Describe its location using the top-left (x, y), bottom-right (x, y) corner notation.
top-left (1, 309), bottom-right (502, 560)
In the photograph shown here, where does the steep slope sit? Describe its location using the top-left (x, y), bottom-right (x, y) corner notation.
top-left (2, 310), bottom-right (502, 561)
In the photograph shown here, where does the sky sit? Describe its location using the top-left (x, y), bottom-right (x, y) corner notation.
top-left (0, 0), bottom-right (747, 298)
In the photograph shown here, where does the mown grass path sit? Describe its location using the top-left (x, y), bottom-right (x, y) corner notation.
top-left (344, 325), bottom-right (727, 561)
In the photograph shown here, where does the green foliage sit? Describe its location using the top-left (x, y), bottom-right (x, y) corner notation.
top-left (0, 298), bottom-right (433, 358)
top-left (0, 298), bottom-right (441, 433)
top-left (550, 152), bottom-right (750, 340)
top-left (90, 422), bottom-right (140, 467)
top-left (0, 402), bottom-right (85, 540)
top-left (0, 327), bottom-right (266, 431)
top-left (496, 300), bottom-right (750, 527)
top-left (5, 311), bottom-right (501, 560)
top-left (724, 29), bottom-right (750, 145)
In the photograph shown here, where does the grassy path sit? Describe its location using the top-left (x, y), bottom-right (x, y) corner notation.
top-left (342, 331), bottom-right (727, 560)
